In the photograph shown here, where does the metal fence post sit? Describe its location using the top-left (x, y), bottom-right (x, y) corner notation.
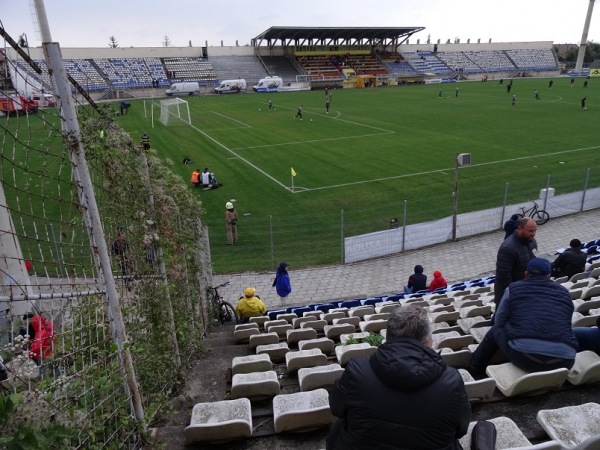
top-left (543, 175), bottom-right (551, 210)
top-left (269, 215), bottom-right (274, 269)
top-left (138, 148), bottom-right (181, 367)
top-left (402, 200), bottom-right (407, 252)
top-left (340, 210), bottom-right (345, 264)
top-left (500, 182), bottom-right (509, 229)
top-left (581, 168), bottom-right (591, 211)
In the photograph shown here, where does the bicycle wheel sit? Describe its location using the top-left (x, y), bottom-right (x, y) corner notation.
top-left (218, 301), bottom-right (238, 324)
top-left (532, 210), bottom-right (550, 225)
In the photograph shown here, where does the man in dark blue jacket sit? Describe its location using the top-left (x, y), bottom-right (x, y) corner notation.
top-left (494, 217), bottom-right (538, 305)
top-left (471, 258), bottom-right (577, 375)
top-left (327, 305), bottom-right (470, 450)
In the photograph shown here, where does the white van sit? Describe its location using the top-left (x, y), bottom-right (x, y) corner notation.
top-left (253, 76), bottom-right (283, 93)
top-left (215, 79), bottom-right (247, 94)
top-left (165, 82), bottom-right (200, 96)
top-left (29, 92), bottom-right (56, 108)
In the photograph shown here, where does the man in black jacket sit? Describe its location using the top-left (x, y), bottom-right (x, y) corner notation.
top-left (327, 305), bottom-right (470, 450)
top-left (494, 217), bottom-right (537, 306)
top-left (551, 238), bottom-right (587, 279)
top-left (403, 264), bottom-right (427, 294)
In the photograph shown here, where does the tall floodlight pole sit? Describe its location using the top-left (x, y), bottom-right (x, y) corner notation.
top-left (575, 0), bottom-right (596, 72)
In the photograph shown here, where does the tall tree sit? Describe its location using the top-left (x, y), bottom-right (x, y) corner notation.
top-left (162, 35), bottom-right (172, 47)
top-left (108, 36), bottom-right (119, 48)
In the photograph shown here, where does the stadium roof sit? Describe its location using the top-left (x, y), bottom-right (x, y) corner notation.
top-left (252, 26), bottom-right (425, 48)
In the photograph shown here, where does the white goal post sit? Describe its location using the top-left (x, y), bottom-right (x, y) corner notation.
top-left (154, 98), bottom-right (191, 127)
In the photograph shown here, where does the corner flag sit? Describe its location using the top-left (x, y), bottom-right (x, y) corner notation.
top-left (291, 167), bottom-right (297, 177)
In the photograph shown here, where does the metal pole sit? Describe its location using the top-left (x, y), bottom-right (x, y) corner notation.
top-left (575, 0), bottom-right (596, 72)
top-left (402, 200), bottom-right (407, 252)
top-left (581, 168), bottom-right (591, 211)
top-left (501, 182), bottom-right (509, 229)
top-left (41, 40), bottom-right (145, 427)
top-left (0, 183), bottom-right (35, 318)
top-left (543, 175), bottom-right (551, 211)
top-left (340, 210), bottom-right (344, 264)
top-left (49, 223), bottom-right (66, 277)
top-left (452, 153), bottom-right (459, 241)
top-left (138, 148), bottom-right (181, 367)
top-left (269, 215), bottom-right (274, 270)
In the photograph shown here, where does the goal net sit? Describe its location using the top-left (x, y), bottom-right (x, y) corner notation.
top-left (158, 98), bottom-right (191, 126)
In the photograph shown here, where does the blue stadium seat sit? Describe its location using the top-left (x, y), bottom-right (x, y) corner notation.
top-left (386, 294), bottom-right (406, 302)
top-left (361, 298), bottom-right (383, 306)
top-left (313, 303), bottom-right (337, 313)
top-left (337, 300), bottom-right (361, 309)
top-left (289, 306), bottom-right (312, 317)
top-left (267, 309), bottom-right (287, 320)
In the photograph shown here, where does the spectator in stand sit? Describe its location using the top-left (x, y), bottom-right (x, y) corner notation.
top-left (327, 305), bottom-right (470, 450)
top-left (235, 287), bottom-right (266, 323)
top-left (470, 258), bottom-right (577, 375)
top-left (551, 239), bottom-right (587, 279)
top-left (494, 217), bottom-right (537, 306)
top-left (428, 270), bottom-right (448, 291)
top-left (573, 316), bottom-right (600, 354)
top-left (273, 261), bottom-right (291, 300)
top-left (404, 264), bottom-right (427, 294)
top-left (503, 214), bottom-right (520, 239)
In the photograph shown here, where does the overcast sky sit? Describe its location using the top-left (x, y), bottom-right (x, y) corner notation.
top-left (2, 0), bottom-right (599, 49)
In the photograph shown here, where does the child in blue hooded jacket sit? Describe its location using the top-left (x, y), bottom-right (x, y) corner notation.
top-left (273, 262), bottom-right (292, 299)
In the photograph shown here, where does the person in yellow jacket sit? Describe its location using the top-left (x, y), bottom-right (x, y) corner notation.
top-left (236, 287), bottom-right (266, 322)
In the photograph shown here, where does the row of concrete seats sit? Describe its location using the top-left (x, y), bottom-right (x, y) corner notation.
top-left (184, 398), bottom-right (600, 447)
top-left (460, 402), bottom-right (600, 449)
top-left (184, 388), bottom-right (335, 445)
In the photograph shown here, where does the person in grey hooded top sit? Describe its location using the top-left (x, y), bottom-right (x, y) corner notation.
top-left (327, 305), bottom-right (470, 450)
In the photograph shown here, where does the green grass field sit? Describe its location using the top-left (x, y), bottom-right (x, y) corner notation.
top-left (58, 78), bottom-right (600, 272)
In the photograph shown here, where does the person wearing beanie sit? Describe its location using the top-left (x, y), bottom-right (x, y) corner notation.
top-left (551, 238), bottom-right (587, 279)
top-left (404, 264), bottom-right (427, 294)
top-left (428, 270), bottom-right (448, 292)
top-left (235, 287), bottom-right (266, 323)
top-left (273, 262), bottom-right (292, 299)
top-left (470, 257), bottom-right (577, 375)
top-left (503, 214), bottom-right (520, 239)
top-left (225, 201), bottom-right (238, 245)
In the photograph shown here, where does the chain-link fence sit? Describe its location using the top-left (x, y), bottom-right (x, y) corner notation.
top-left (1, 27), bottom-right (211, 448)
top-left (206, 163), bottom-right (600, 272)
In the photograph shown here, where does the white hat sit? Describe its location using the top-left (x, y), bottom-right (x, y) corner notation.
top-left (225, 202), bottom-right (233, 209)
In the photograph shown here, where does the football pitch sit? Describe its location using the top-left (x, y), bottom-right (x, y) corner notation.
top-left (117, 78), bottom-right (600, 273)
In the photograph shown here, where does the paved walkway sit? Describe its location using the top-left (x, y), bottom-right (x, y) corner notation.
top-left (213, 209), bottom-right (600, 310)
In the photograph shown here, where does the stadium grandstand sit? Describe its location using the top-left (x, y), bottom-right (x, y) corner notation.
top-left (2, 26), bottom-right (563, 100)
top-left (2, 18), bottom-right (600, 450)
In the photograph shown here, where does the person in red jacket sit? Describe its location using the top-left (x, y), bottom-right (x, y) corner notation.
top-left (428, 270), bottom-right (448, 291)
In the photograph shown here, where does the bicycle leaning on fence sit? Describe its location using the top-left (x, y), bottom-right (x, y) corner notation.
top-left (516, 201), bottom-right (550, 225)
top-left (206, 282), bottom-right (239, 324)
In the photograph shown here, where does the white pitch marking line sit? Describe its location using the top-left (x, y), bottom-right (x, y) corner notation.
top-left (211, 111), bottom-right (251, 128)
top-left (294, 144), bottom-right (600, 193)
